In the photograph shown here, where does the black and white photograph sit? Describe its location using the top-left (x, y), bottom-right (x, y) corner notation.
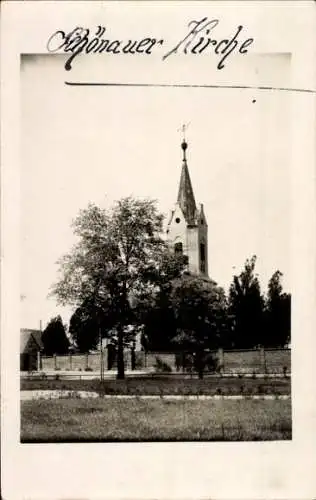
top-left (20, 49), bottom-right (292, 442)
top-left (1, 2), bottom-right (316, 499)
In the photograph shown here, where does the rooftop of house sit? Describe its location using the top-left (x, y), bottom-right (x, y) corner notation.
top-left (20, 328), bottom-right (43, 353)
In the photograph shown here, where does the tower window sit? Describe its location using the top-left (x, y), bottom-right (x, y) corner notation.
top-left (200, 242), bottom-right (205, 261)
top-left (174, 242), bottom-right (183, 255)
top-left (200, 243), bottom-right (206, 273)
top-left (175, 217), bottom-right (181, 224)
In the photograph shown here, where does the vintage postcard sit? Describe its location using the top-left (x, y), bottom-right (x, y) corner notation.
top-left (1, 1), bottom-right (316, 499)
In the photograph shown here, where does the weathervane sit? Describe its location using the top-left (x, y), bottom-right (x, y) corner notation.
top-left (178, 122), bottom-right (191, 142)
top-left (178, 122), bottom-right (190, 161)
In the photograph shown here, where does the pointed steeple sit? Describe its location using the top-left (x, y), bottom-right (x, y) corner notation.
top-left (177, 139), bottom-right (197, 225)
top-left (167, 134), bottom-right (209, 277)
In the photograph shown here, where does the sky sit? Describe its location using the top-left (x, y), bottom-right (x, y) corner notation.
top-left (21, 53), bottom-right (291, 329)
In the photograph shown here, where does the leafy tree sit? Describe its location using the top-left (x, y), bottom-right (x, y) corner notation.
top-left (169, 275), bottom-right (227, 379)
top-left (42, 315), bottom-right (69, 355)
top-left (228, 256), bottom-right (265, 348)
top-left (51, 197), bottom-right (185, 379)
top-left (69, 291), bottom-right (127, 353)
top-left (142, 300), bottom-right (177, 351)
top-left (137, 251), bottom-right (188, 351)
top-left (69, 299), bottom-right (104, 353)
top-left (265, 270), bottom-right (291, 347)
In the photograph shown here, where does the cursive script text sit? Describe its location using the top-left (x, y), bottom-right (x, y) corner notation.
top-left (163, 18), bottom-right (254, 69)
top-left (47, 26), bottom-right (164, 70)
top-left (46, 18), bottom-right (254, 71)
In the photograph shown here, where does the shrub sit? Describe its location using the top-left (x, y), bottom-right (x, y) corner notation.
top-left (216, 363), bottom-right (224, 376)
top-left (135, 352), bottom-right (144, 369)
top-left (178, 352), bottom-right (194, 373)
top-left (85, 367), bottom-right (93, 372)
top-left (204, 352), bottom-right (219, 373)
top-left (154, 357), bottom-right (172, 373)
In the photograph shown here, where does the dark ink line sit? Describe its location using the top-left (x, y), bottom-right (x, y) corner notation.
top-left (65, 81), bottom-right (316, 94)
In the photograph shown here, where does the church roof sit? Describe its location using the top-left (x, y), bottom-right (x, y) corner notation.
top-left (177, 140), bottom-right (197, 224)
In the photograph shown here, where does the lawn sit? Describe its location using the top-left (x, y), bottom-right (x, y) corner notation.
top-left (21, 375), bottom-right (291, 396)
top-left (21, 398), bottom-right (292, 442)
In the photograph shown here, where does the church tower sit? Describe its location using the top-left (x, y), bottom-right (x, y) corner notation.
top-left (166, 138), bottom-right (208, 277)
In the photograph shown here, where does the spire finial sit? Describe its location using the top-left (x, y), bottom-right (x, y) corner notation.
top-left (178, 122), bottom-right (190, 161)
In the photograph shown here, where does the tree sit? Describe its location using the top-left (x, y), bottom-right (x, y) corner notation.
top-left (69, 292), bottom-right (124, 353)
top-left (265, 270), bottom-right (291, 347)
top-left (42, 315), bottom-right (69, 355)
top-left (51, 196), bottom-right (186, 379)
top-left (142, 300), bottom-right (177, 351)
top-left (169, 275), bottom-right (227, 378)
top-left (69, 300), bottom-right (102, 353)
top-left (228, 256), bottom-right (265, 348)
top-left (141, 252), bottom-right (188, 351)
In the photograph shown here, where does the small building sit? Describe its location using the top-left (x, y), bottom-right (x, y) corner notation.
top-left (20, 328), bottom-right (43, 371)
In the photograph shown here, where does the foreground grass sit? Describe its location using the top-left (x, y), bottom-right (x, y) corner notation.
top-left (21, 375), bottom-right (291, 396)
top-left (21, 398), bottom-right (291, 442)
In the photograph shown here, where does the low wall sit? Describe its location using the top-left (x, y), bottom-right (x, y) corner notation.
top-left (222, 349), bottom-right (262, 374)
top-left (40, 348), bottom-right (291, 374)
top-left (220, 349), bottom-right (291, 374)
top-left (264, 349), bottom-right (291, 373)
top-left (145, 353), bottom-right (176, 371)
top-left (41, 353), bottom-right (108, 372)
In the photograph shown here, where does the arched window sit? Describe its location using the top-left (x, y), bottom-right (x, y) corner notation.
top-left (200, 242), bottom-right (205, 261)
top-left (200, 242), bottom-right (206, 272)
top-left (174, 242), bottom-right (183, 255)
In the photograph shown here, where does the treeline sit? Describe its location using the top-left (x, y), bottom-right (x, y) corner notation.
top-left (142, 256), bottom-right (290, 352)
top-left (42, 197), bottom-right (290, 379)
top-left (42, 257), bottom-right (290, 355)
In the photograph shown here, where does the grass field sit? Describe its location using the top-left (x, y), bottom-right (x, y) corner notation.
top-left (21, 398), bottom-right (292, 442)
top-left (21, 375), bottom-right (291, 396)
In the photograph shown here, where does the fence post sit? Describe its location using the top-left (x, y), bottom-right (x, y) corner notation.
top-left (218, 348), bottom-right (224, 373)
top-left (100, 350), bottom-right (104, 381)
top-left (260, 347), bottom-right (267, 373)
top-left (131, 345), bottom-right (136, 370)
top-left (54, 354), bottom-right (57, 370)
top-left (69, 353), bottom-right (72, 371)
top-left (85, 353), bottom-right (89, 370)
top-left (103, 348), bottom-right (108, 371)
top-left (37, 351), bottom-right (41, 371)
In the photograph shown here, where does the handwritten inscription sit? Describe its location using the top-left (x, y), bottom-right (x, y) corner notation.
top-left (163, 18), bottom-right (253, 70)
top-left (47, 18), bottom-right (254, 71)
top-left (47, 26), bottom-right (164, 70)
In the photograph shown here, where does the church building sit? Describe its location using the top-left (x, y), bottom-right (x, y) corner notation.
top-left (166, 138), bottom-right (208, 277)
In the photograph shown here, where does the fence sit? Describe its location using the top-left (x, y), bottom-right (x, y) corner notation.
top-left (40, 348), bottom-right (291, 374)
top-left (220, 348), bottom-right (291, 374)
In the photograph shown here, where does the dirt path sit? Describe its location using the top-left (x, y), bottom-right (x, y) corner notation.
top-left (20, 390), bottom-right (290, 401)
